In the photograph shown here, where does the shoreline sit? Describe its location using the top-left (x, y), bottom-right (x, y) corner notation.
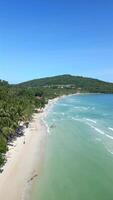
top-left (0, 93), bottom-right (112, 200)
top-left (0, 97), bottom-right (60, 200)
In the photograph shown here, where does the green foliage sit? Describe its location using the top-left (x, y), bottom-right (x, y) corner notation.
top-left (0, 136), bottom-right (7, 167)
top-left (18, 74), bottom-right (113, 93)
top-left (0, 84), bottom-right (46, 169)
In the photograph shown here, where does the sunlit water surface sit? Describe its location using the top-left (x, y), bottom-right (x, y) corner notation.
top-left (31, 94), bottom-right (113, 200)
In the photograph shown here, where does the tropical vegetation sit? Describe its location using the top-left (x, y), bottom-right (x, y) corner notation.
top-left (0, 74), bottom-right (113, 169)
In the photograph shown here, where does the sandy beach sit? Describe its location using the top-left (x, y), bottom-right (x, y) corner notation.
top-left (0, 98), bottom-right (59, 200)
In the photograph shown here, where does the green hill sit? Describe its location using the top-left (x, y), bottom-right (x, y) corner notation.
top-left (18, 74), bottom-right (113, 93)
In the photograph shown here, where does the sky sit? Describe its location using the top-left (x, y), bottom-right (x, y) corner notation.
top-left (0, 0), bottom-right (113, 83)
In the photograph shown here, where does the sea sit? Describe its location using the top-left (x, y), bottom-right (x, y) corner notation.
top-left (30, 94), bottom-right (113, 200)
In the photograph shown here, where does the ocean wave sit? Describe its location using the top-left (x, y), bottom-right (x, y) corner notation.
top-left (106, 148), bottom-right (113, 155)
top-left (85, 118), bottom-right (96, 124)
top-left (92, 126), bottom-right (105, 135)
top-left (87, 123), bottom-right (105, 135)
top-left (59, 103), bottom-right (69, 107)
top-left (87, 123), bottom-right (113, 141)
top-left (74, 106), bottom-right (90, 111)
top-left (72, 117), bottom-right (83, 122)
top-left (42, 118), bottom-right (50, 134)
top-left (72, 117), bottom-right (112, 140)
top-left (53, 112), bottom-right (65, 116)
top-left (72, 117), bottom-right (97, 125)
top-left (108, 127), bottom-right (113, 131)
top-left (106, 134), bottom-right (113, 140)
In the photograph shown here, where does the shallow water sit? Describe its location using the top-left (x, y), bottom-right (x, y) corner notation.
top-left (31, 94), bottom-right (113, 200)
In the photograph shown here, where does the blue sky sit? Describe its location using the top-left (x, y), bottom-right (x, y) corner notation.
top-left (0, 0), bottom-right (113, 83)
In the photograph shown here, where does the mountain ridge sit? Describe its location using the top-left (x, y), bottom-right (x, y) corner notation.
top-left (17, 74), bottom-right (112, 86)
top-left (16, 74), bottom-right (113, 93)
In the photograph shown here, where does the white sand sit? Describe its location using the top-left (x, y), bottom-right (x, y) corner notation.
top-left (0, 98), bottom-right (59, 200)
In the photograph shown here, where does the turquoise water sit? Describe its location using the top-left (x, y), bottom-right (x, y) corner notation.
top-left (31, 94), bottom-right (113, 200)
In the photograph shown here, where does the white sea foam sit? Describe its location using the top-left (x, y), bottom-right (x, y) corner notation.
top-left (72, 117), bottom-right (96, 124)
top-left (73, 117), bottom-right (113, 141)
top-left (42, 118), bottom-right (50, 134)
top-left (87, 123), bottom-right (113, 141)
top-left (60, 112), bottom-right (65, 116)
top-left (106, 134), bottom-right (113, 140)
top-left (72, 117), bottom-right (83, 122)
top-left (106, 148), bottom-right (113, 155)
top-left (92, 126), bottom-right (105, 135)
top-left (85, 118), bottom-right (96, 124)
top-left (53, 112), bottom-right (65, 116)
top-left (87, 124), bottom-right (105, 135)
top-left (72, 117), bottom-right (79, 121)
top-left (74, 106), bottom-right (81, 109)
top-left (74, 106), bottom-right (89, 110)
top-left (60, 103), bottom-right (68, 107)
top-left (108, 127), bottom-right (113, 131)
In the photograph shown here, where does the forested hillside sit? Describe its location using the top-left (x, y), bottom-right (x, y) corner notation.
top-left (18, 75), bottom-right (113, 93)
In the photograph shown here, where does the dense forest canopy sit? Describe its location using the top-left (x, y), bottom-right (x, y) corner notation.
top-left (0, 83), bottom-right (46, 169)
top-left (0, 74), bottom-right (113, 169)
